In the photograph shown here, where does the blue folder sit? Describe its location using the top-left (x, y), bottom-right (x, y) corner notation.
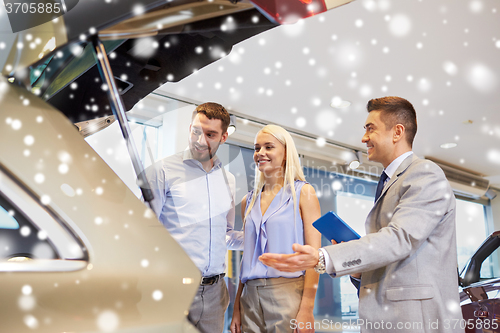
top-left (312, 211), bottom-right (361, 243)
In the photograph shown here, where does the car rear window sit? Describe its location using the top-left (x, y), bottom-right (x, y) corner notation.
top-left (0, 206), bottom-right (19, 229)
top-left (0, 194), bottom-right (59, 261)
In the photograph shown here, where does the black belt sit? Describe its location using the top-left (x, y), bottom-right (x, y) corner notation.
top-left (201, 273), bottom-right (225, 286)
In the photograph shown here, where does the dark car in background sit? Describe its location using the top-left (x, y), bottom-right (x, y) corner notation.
top-left (460, 231), bottom-right (500, 333)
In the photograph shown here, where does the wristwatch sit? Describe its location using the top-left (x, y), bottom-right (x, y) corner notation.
top-left (314, 249), bottom-right (326, 274)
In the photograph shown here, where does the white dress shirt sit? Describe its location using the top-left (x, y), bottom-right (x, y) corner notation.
top-left (320, 151), bottom-right (414, 274)
top-left (145, 149), bottom-right (243, 277)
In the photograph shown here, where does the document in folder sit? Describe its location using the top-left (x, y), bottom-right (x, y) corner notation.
top-left (312, 211), bottom-right (361, 243)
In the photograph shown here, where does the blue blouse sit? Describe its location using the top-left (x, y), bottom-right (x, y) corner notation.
top-left (240, 180), bottom-right (306, 283)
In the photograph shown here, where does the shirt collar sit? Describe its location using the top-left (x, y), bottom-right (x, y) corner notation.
top-left (182, 148), bottom-right (221, 170)
top-left (384, 151), bottom-right (413, 179)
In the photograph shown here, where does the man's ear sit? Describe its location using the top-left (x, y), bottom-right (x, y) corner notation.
top-left (220, 131), bottom-right (229, 144)
top-left (393, 124), bottom-right (405, 143)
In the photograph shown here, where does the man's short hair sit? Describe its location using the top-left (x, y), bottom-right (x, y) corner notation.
top-left (192, 102), bottom-right (230, 134)
top-left (367, 96), bottom-right (417, 147)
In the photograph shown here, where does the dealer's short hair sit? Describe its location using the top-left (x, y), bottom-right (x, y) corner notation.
top-left (367, 96), bottom-right (417, 147)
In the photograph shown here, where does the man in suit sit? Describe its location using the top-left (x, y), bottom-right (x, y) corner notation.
top-left (260, 96), bottom-right (464, 332)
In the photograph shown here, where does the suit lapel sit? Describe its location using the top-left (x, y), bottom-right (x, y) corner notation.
top-left (374, 154), bottom-right (419, 205)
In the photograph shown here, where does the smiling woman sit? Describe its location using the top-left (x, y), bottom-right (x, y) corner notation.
top-left (230, 125), bottom-right (322, 333)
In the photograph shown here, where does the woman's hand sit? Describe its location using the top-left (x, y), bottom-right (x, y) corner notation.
top-left (294, 309), bottom-right (315, 333)
top-left (230, 306), bottom-right (242, 333)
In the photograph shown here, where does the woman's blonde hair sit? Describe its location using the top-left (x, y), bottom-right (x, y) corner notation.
top-left (244, 125), bottom-right (305, 225)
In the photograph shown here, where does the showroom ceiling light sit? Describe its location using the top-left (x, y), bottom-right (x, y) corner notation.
top-left (349, 151), bottom-right (363, 169)
top-left (227, 115), bottom-right (237, 135)
top-left (440, 143), bottom-right (458, 149)
top-left (330, 96), bottom-right (351, 109)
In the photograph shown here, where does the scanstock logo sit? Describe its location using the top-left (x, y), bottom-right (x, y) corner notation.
top-left (3, 0), bottom-right (79, 33)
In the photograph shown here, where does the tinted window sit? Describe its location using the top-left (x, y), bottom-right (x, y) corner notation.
top-left (480, 247), bottom-right (500, 280)
top-left (0, 194), bottom-right (59, 261)
top-left (0, 206), bottom-right (18, 229)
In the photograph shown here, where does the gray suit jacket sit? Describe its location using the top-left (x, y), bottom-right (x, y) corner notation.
top-left (324, 154), bottom-right (464, 333)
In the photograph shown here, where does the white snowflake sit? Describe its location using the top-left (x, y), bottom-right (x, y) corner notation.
top-left (388, 14), bottom-right (412, 37)
top-left (34, 173), bottom-right (45, 183)
top-left (22, 285), bottom-right (32, 295)
top-left (332, 180), bottom-right (343, 191)
top-left (40, 195), bottom-right (51, 205)
top-left (20, 226), bottom-right (31, 237)
top-left (11, 119), bottom-right (22, 130)
top-left (466, 63), bottom-right (498, 94)
top-left (362, 0), bottom-right (376, 12)
top-left (316, 137), bottom-right (326, 147)
top-left (152, 290), bottom-right (163, 301)
top-left (58, 164), bottom-right (69, 174)
top-left (469, 0), bottom-right (484, 13)
top-left (23, 315), bottom-right (39, 329)
top-left (487, 150), bottom-right (500, 165)
top-left (295, 117), bottom-right (306, 128)
top-left (96, 310), bottom-right (120, 332)
top-left (312, 97), bottom-right (321, 106)
top-left (359, 85), bottom-right (372, 97)
top-left (443, 61), bottom-right (458, 75)
top-left (133, 4), bottom-right (145, 16)
top-left (417, 78), bottom-right (432, 92)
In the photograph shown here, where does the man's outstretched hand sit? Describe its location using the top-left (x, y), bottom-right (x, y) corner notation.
top-left (259, 243), bottom-right (319, 272)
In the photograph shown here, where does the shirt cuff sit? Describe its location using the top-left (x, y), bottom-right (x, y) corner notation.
top-left (319, 248), bottom-right (335, 275)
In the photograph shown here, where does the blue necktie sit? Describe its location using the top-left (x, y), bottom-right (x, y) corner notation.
top-left (374, 171), bottom-right (388, 202)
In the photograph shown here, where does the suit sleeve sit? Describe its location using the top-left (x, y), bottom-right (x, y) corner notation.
top-left (323, 162), bottom-right (455, 276)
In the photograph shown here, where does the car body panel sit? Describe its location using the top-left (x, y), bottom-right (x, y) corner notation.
top-left (0, 76), bottom-right (200, 332)
top-left (461, 299), bottom-right (500, 333)
top-left (99, 0), bottom-right (255, 40)
top-left (460, 233), bottom-right (500, 333)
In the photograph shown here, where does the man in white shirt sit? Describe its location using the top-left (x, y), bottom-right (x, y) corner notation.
top-left (260, 97), bottom-right (464, 333)
top-left (145, 102), bottom-right (243, 333)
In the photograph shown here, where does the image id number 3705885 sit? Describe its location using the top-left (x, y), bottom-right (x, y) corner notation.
top-left (443, 318), bottom-right (498, 330)
top-left (5, 2), bottom-right (61, 14)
